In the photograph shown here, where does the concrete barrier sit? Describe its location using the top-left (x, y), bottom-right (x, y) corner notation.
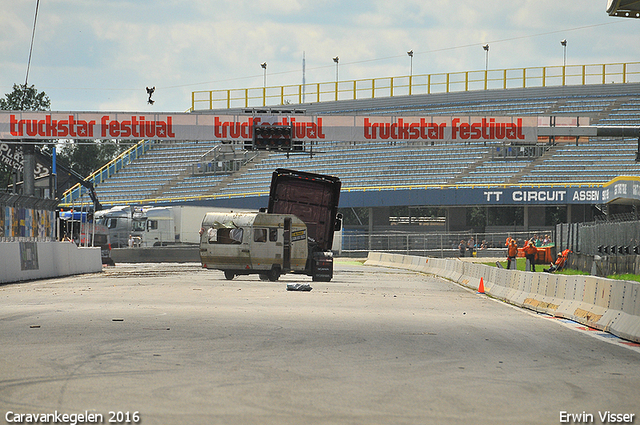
top-left (364, 251), bottom-right (640, 343)
top-left (1, 241), bottom-right (102, 284)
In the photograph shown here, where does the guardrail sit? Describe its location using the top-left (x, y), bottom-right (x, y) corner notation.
top-left (60, 139), bottom-right (154, 205)
top-left (191, 61), bottom-right (640, 111)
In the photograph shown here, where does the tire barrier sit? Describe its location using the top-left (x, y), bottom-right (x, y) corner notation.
top-left (364, 252), bottom-right (640, 343)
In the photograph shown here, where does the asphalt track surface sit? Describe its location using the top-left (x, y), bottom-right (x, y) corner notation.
top-left (1, 260), bottom-right (639, 425)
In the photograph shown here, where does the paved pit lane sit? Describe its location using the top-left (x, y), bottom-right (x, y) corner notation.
top-left (1, 261), bottom-right (639, 425)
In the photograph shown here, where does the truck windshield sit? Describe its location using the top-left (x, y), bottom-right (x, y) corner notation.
top-left (132, 219), bottom-right (146, 232)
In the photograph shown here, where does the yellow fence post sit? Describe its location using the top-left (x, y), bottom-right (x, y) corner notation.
top-left (562, 65), bottom-right (565, 86)
top-left (427, 74), bottom-right (431, 94)
top-left (245, 89), bottom-right (248, 108)
top-left (603, 64), bottom-right (606, 85)
top-left (446, 73), bottom-right (450, 93)
top-left (465, 71), bottom-right (468, 91)
top-left (353, 80), bottom-right (357, 100)
top-left (227, 90), bottom-right (231, 109)
top-left (542, 67), bottom-right (546, 87)
top-left (503, 69), bottom-right (507, 89)
top-left (281, 86), bottom-right (284, 105)
top-left (372, 79), bottom-right (375, 98)
top-left (409, 75), bottom-right (412, 95)
top-left (623, 63), bottom-right (627, 83)
top-left (390, 77), bottom-right (394, 97)
top-left (523, 68), bottom-right (526, 88)
top-left (484, 70), bottom-right (487, 91)
top-left (582, 65), bottom-right (586, 85)
top-left (317, 83), bottom-right (320, 103)
top-left (263, 87), bottom-right (266, 106)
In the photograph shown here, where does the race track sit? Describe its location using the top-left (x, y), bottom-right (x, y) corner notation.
top-left (1, 260), bottom-right (638, 425)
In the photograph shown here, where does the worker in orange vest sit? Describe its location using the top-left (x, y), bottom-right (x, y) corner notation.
top-left (523, 240), bottom-right (538, 272)
top-left (507, 239), bottom-right (518, 269)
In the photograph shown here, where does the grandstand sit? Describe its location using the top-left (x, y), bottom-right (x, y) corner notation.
top-left (62, 64), bottom-right (640, 232)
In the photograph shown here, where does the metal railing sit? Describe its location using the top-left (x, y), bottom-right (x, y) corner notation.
top-left (191, 61), bottom-right (640, 111)
top-left (60, 139), bottom-right (154, 205)
top-left (339, 230), bottom-right (552, 258)
top-left (59, 180), bottom-right (609, 208)
top-left (558, 218), bottom-right (640, 256)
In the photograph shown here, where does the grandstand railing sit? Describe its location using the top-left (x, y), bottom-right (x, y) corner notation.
top-left (59, 139), bottom-right (154, 205)
top-left (191, 61), bottom-right (640, 111)
top-left (59, 180), bottom-right (605, 208)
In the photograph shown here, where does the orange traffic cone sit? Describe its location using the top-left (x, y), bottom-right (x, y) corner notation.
top-left (478, 277), bottom-right (485, 294)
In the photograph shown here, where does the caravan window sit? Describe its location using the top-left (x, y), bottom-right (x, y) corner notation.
top-left (106, 218), bottom-right (118, 229)
top-left (269, 228), bottom-right (278, 242)
top-left (208, 227), bottom-right (243, 244)
top-left (254, 228), bottom-right (267, 243)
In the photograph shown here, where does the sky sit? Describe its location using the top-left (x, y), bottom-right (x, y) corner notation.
top-left (1, 0), bottom-right (639, 112)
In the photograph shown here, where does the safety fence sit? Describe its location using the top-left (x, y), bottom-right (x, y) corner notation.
top-left (556, 218), bottom-right (640, 256)
top-left (192, 61), bottom-right (640, 111)
top-left (340, 230), bottom-right (552, 257)
top-left (364, 252), bottom-right (640, 343)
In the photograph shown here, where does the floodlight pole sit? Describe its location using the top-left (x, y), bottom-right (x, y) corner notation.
top-left (333, 56), bottom-right (339, 101)
top-left (261, 62), bottom-right (267, 88)
top-left (483, 44), bottom-right (489, 90)
top-left (407, 50), bottom-right (414, 95)
top-left (261, 62), bottom-right (267, 106)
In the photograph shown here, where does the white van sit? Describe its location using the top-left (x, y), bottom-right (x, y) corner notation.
top-left (199, 211), bottom-right (308, 281)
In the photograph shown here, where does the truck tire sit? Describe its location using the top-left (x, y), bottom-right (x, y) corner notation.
top-left (224, 271), bottom-right (235, 280)
top-left (267, 269), bottom-right (280, 282)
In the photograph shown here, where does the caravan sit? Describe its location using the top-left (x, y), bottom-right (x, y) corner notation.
top-left (199, 211), bottom-right (308, 281)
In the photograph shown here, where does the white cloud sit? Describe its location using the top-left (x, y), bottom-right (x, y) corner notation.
top-left (0, 0), bottom-right (637, 111)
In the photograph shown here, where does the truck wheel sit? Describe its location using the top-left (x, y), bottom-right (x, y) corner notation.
top-left (224, 271), bottom-right (235, 280)
top-left (267, 269), bottom-right (280, 282)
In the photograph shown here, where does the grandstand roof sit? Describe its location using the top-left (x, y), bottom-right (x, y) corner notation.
top-left (607, 0), bottom-right (640, 17)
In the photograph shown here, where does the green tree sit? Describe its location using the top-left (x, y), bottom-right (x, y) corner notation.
top-left (1, 83), bottom-right (51, 190)
top-left (0, 83), bottom-right (50, 111)
top-left (56, 140), bottom-right (126, 178)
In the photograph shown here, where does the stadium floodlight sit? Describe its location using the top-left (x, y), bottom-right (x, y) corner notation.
top-left (561, 39), bottom-right (567, 67)
top-left (607, 0), bottom-right (640, 18)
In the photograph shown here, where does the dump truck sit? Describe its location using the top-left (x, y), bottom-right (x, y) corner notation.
top-left (199, 168), bottom-right (342, 281)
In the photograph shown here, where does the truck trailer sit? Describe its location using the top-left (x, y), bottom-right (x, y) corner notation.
top-left (95, 205), bottom-right (217, 247)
